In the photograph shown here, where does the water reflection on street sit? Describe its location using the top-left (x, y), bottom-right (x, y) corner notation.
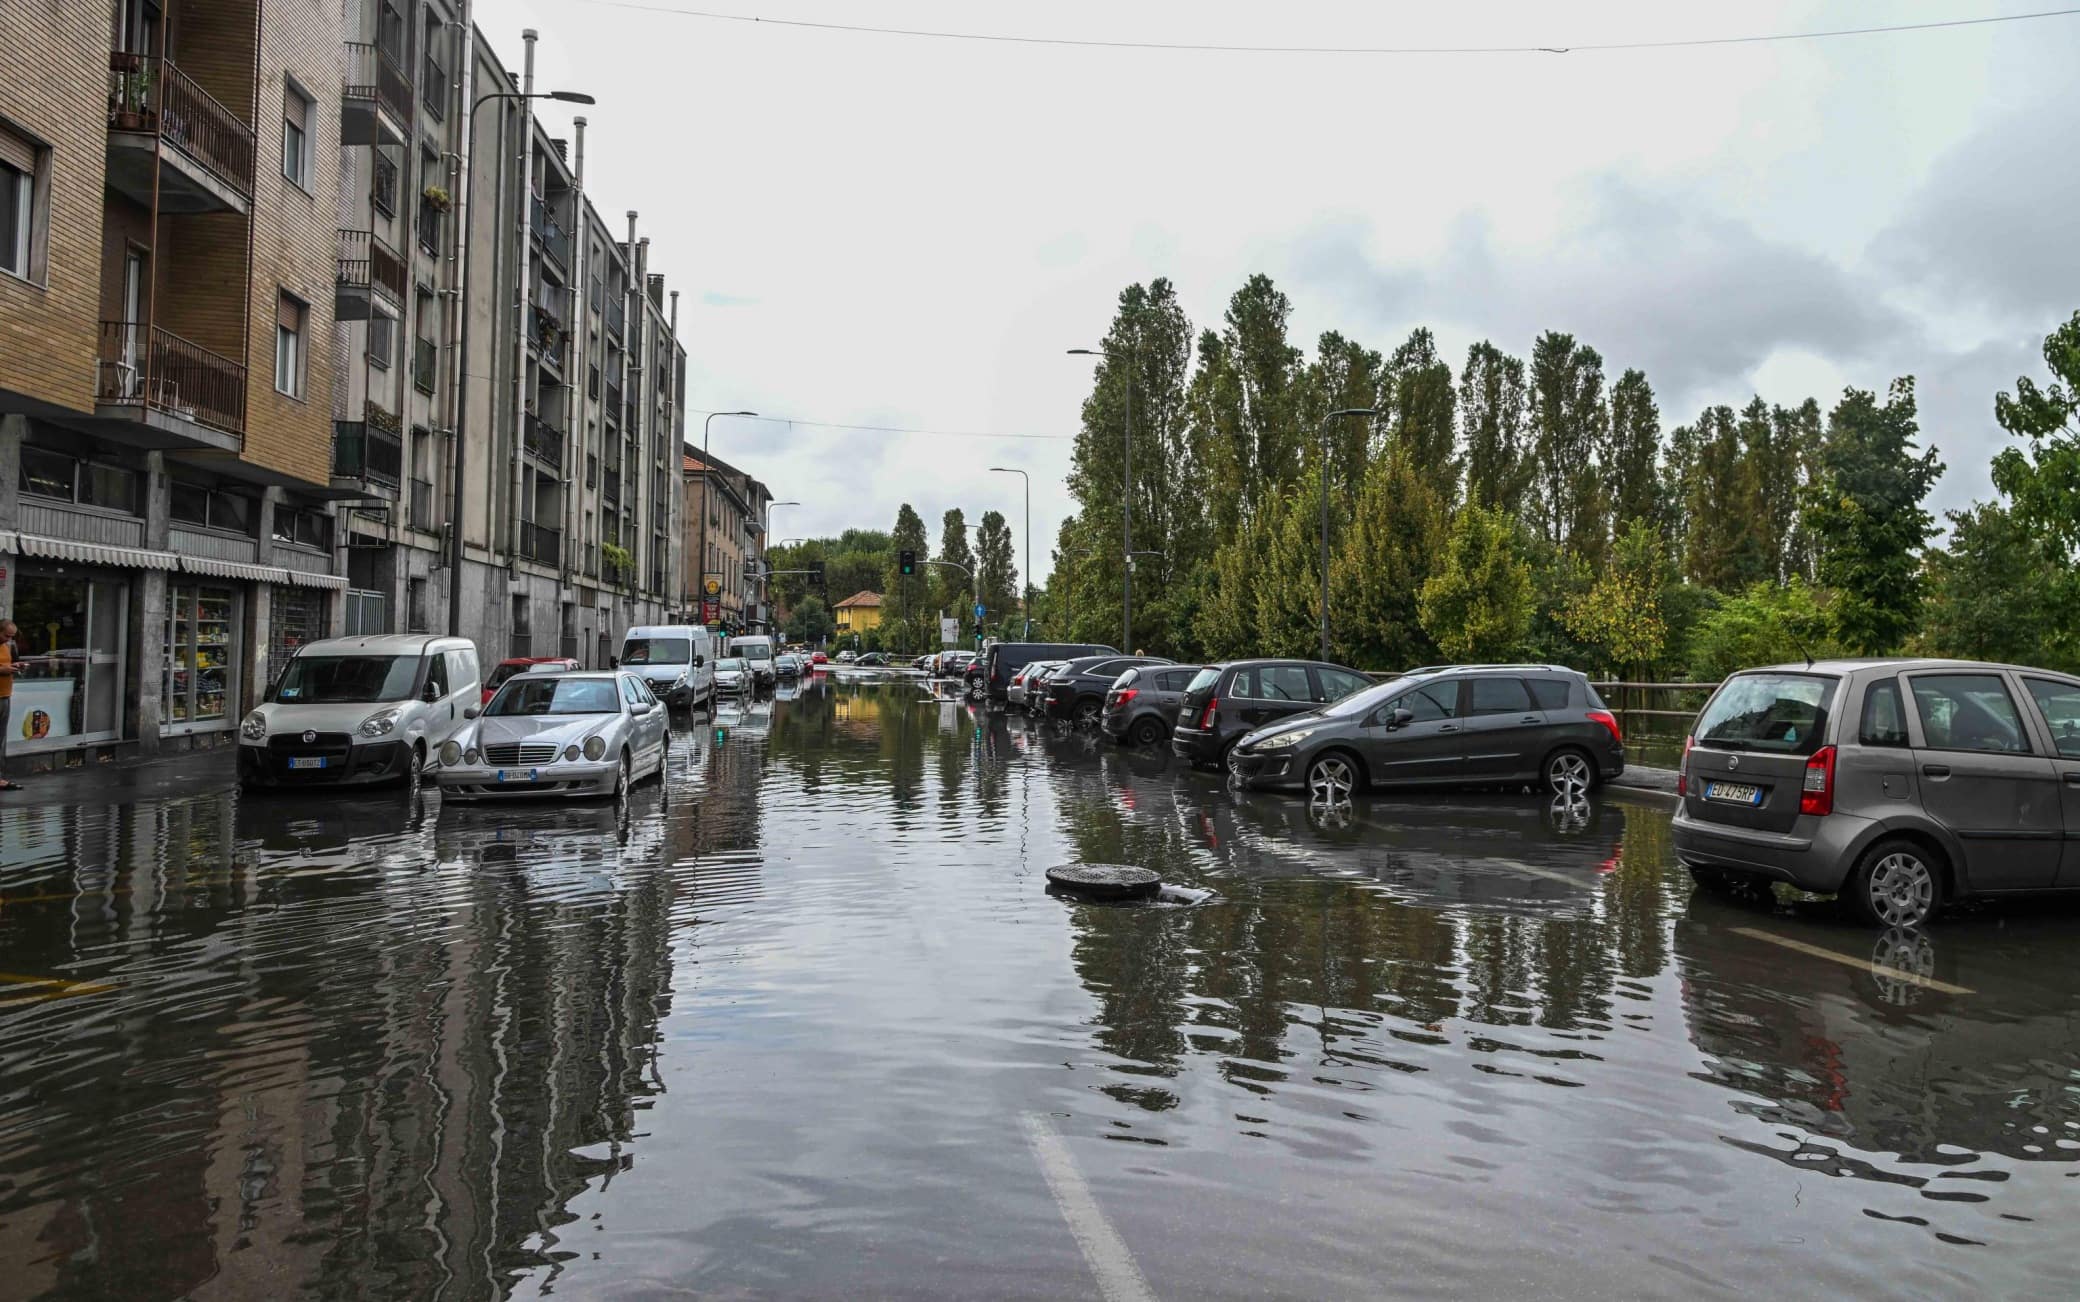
top-left (1, 677), bottom-right (2075, 1297)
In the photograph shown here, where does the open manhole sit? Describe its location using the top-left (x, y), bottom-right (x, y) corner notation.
top-left (1045, 863), bottom-right (1161, 902)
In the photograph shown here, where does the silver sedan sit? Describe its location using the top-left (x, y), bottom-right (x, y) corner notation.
top-left (437, 671), bottom-right (669, 800)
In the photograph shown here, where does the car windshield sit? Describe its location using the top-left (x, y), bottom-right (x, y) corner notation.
top-left (485, 663), bottom-right (529, 691)
top-left (274, 655), bottom-right (418, 704)
top-left (1695, 672), bottom-right (1836, 755)
top-left (739, 644), bottom-right (772, 661)
top-left (487, 677), bottom-right (622, 716)
top-left (1323, 674), bottom-right (1427, 718)
top-left (621, 637), bottom-right (690, 665)
top-left (718, 658), bottom-right (748, 672)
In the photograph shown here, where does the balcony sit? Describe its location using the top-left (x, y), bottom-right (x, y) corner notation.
top-left (586, 452), bottom-right (598, 490)
top-left (333, 405), bottom-right (403, 489)
top-left (95, 320), bottom-right (246, 446)
top-left (105, 53), bottom-right (255, 213)
top-left (421, 55), bottom-right (448, 121)
top-left (530, 195), bottom-right (570, 270)
top-left (413, 337), bottom-right (438, 393)
top-left (335, 228), bottom-right (407, 320)
top-left (604, 377), bottom-right (623, 421)
top-left (652, 503), bottom-right (668, 533)
top-left (409, 477), bottom-right (435, 531)
top-left (605, 295), bottom-right (625, 341)
top-left (520, 521), bottom-right (561, 567)
top-left (602, 472), bottom-right (621, 507)
top-left (523, 412), bottom-right (564, 470)
top-left (343, 42), bottom-right (411, 145)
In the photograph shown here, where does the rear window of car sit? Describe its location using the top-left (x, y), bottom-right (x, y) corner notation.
top-left (1467, 677), bottom-right (1534, 716)
top-left (2025, 678), bottom-right (2080, 759)
top-left (1858, 679), bottom-right (1910, 747)
top-left (1694, 672), bottom-right (1836, 755)
top-left (1186, 667), bottom-right (1220, 695)
top-left (1317, 668), bottom-right (1372, 700)
top-left (1526, 678), bottom-right (1571, 711)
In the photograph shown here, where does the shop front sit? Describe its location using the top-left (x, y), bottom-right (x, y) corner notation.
top-left (2, 531), bottom-right (176, 755)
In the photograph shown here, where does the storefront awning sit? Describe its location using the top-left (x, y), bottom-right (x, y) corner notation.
top-left (281, 567), bottom-right (348, 591)
top-left (13, 532), bottom-right (179, 571)
top-left (179, 556), bottom-right (293, 584)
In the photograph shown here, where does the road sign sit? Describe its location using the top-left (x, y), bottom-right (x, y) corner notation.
top-left (940, 617), bottom-right (959, 645)
top-left (702, 600), bottom-right (719, 622)
top-left (704, 577), bottom-right (721, 596)
top-left (973, 603), bottom-right (985, 621)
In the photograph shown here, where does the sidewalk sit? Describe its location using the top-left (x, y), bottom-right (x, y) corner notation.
top-left (2, 747), bottom-right (240, 809)
top-left (1609, 764), bottom-right (1678, 795)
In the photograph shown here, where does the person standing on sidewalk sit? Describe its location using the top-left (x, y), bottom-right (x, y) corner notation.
top-left (0, 618), bottom-right (20, 790)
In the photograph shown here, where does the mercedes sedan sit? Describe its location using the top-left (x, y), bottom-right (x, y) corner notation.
top-left (437, 671), bottom-right (669, 800)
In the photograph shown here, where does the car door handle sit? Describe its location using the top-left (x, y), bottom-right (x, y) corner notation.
top-left (1439, 724), bottom-right (1459, 734)
top-left (2064, 771), bottom-right (2080, 788)
top-left (1520, 715), bottom-right (1541, 724)
top-left (1922, 764), bottom-right (1951, 778)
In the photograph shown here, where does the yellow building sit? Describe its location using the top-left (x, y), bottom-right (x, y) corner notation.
top-left (834, 590), bottom-right (883, 634)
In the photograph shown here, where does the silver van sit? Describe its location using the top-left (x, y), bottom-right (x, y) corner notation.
top-left (1674, 658), bottom-right (2080, 928)
top-left (619, 625), bottom-right (716, 710)
top-left (238, 634), bottom-right (481, 788)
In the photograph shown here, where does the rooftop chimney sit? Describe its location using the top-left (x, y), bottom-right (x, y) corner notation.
top-left (646, 272), bottom-right (664, 308)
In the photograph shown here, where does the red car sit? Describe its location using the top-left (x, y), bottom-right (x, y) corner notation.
top-left (481, 656), bottom-right (580, 705)
top-left (810, 652), bottom-right (829, 666)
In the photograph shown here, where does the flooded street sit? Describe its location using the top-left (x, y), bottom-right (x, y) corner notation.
top-left (3, 676), bottom-right (2077, 1298)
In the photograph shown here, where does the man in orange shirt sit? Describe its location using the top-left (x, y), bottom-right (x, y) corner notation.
top-left (0, 617), bottom-right (19, 790)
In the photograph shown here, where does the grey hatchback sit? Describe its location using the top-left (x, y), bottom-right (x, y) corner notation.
top-left (1673, 659), bottom-right (2080, 929)
top-left (1227, 665), bottom-right (1625, 798)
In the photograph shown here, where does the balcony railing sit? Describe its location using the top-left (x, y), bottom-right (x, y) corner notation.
top-left (604, 378), bottom-right (623, 420)
top-left (530, 195), bottom-right (570, 268)
top-left (602, 473), bottom-right (621, 507)
top-left (417, 204), bottom-right (441, 256)
top-left (96, 320), bottom-right (247, 437)
top-left (528, 305), bottom-right (566, 359)
top-left (605, 295), bottom-right (625, 340)
top-left (520, 521), bottom-right (562, 567)
top-left (508, 631), bottom-right (533, 659)
top-left (344, 42), bottom-right (412, 128)
top-left (652, 503), bottom-right (668, 533)
top-left (333, 418), bottom-right (403, 488)
top-left (523, 411), bottom-right (564, 469)
top-left (336, 227), bottom-right (407, 304)
top-left (413, 336), bottom-right (438, 393)
top-left (421, 56), bottom-right (448, 120)
top-left (107, 53), bottom-right (257, 201)
top-left (409, 477), bottom-right (435, 530)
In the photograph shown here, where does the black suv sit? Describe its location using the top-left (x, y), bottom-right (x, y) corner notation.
top-left (1227, 664), bottom-right (1626, 799)
top-left (981, 641), bottom-right (1118, 704)
top-left (1043, 655), bottom-right (1172, 724)
top-left (1172, 659), bottom-right (1376, 769)
top-left (1103, 664), bottom-right (1202, 746)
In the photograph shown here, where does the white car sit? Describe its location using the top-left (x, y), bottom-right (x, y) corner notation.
top-left (240, 634), bottom-right (481, 789)
top-left (714, 656), bottom-right (752, 694)
top-left (437, 671), bottom-right (669, 800)
top-left (837, 650), bottom-right (857, 663)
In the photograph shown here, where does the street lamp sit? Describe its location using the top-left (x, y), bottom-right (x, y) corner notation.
top-left (1069, 340), bottom-right (1137, 651)
top-left (761, 500), bottom-right (799, 632)
top-left (692, 409), bottom-right (756, 623)
top-left (447, 87), bottom-right (595, 636)
top-left (987, 466), bottom-right (1029, 637)
top-left (1318, 407), bottom-right (1378, 662)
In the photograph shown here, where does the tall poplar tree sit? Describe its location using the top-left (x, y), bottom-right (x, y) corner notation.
top-left (1331, 447), bottom-right (1447, 671)
top-left (1460, 340), bottom-right (1531, 517)
top-left (1682, 405), bottom-right (1771, 591)
top-left (1526, 331), bottom-right (1608, 551)
top-left (1385, 328), bottom-right (1459, 501)
top-left (884, 503), bottom-right (931, 648)
top-left (936, 508), bottom-right (976, 623)
top-left (975, 510), bottom-right (1019, 632)
top-left (1604, 369), bottom-right (1663, 532)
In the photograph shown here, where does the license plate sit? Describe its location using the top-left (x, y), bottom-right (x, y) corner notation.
top-left (288, 756), bottom-right (327, 770)
top-left (1705, 781), bottom-right (1762, 805)
top-left (495, 768), bottom-right (540, 783)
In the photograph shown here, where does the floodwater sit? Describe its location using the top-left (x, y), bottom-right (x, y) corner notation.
top-left (2, 676), bottom-right (2077, 1298)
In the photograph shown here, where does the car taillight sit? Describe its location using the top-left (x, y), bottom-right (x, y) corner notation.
top-left (1197, 696), bottom-right (1218, 729)
top-left (1801, 745), bottom-right (1836, 817)
top-left (1111, 688), bottom-right (1137, 709)
top-left (1585, 708), bottom-right (1622, 745)
top-left (1677, 734), bottom-right (1693, 797)
top-left (1012, 674), bottom-right (1024, 686)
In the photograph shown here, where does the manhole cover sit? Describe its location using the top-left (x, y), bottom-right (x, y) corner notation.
top-left (1045, 863), bottom-right (1161, 901)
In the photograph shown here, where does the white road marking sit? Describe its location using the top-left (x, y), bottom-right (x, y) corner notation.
top-left (1022, 1113), bottom-right (1156, 1302)
top-left (1730, 926), bottom-right (1975, 995)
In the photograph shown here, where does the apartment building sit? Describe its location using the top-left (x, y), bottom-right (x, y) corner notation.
top-left (0, 3), bottom-right (687, 769)
top-left (682, 448), bottom-right (774, 632)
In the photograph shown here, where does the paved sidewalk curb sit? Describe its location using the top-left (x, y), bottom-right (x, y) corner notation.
top-left (1610, 764), bottom-right (1678, 794)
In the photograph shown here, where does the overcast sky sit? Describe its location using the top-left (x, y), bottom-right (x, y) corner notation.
top-left (478, 0), bottom-right (2078, 579)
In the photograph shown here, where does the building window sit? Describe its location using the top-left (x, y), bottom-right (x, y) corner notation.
top-left (0, 119), bottom-right (45, 282)
top-left (275, 292), bottom-right (307, 397)
top-left (407, 577), bottom-right (429, 633)
top-left (369, 309), bottom-right (395, 369)
top-left (170, 481), bottom-right (257, 534)
top-left (416, 146), bottom-right (441, 255)
top-left (19, 447), bottom-right (140, 514)
top-left (373, 150), bottom-right (399, 215)
top-left (274, 504), bottom-right (333, 551)
top-left (282, 81), bottom-right (313, 188)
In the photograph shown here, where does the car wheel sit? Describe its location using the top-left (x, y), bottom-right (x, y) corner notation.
top-left (1848, 838), bottom-right (1943, 929)
top-left (1130, 716), bottom-right (1165, 748)
top-left (615, 752), bottom-right (631, 801)
top-left (1074, 698), bottom-right (1102, 726)
top-left (1306, 751), bottom-right (1359, 802)
top-left (405, 743), bottom-right (425, 789)
top-left (1544, 747), bottom-right (1595, 797)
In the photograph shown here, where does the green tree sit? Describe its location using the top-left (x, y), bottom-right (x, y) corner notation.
top-left (936, 508), bottom-right (976, 627)
top-left (884, 503), bottom-right (931, 643)
top-left (1418, 504), bottom-right (1535, 662)
top-left (1253, 483), bottom-right (1324, 658)
top-left (1769, 398), bottom-right (1824, 581)
top-left (1604, 369), bottom-right (1663, 533)
top-left (783, 594), bottom-right (836, 645)
top-left (1460, 340), bottom-right (1531, 517)
top-left (1558, 518), bottom-right (1670, 677)
top-left (1300, 330), bottom-right (1386, 505)
top-left (1685, 579), bottom-right (1835, 681)
top-left (1385, 327), bottom-right (1458, 501)
top-left (1527, 331), bottom-right (1608, 554)
top-left (1990, 309), bottom-right (2080, 554)
top-left (1913, 502), bottom-right (2078, 671)
top-left (1330, 446), bottom-right (1447, 671)
top-left (975, 509), bottom-right (1019, 634)
top-left (1681, 405), bottom-right (1771, 590)
top-left (1804, 379), bottom-right (1944, 655)
top-left (1193, 274), bottom-right (1304, 534)
top-left (1195, 522), bottom-right (1263, 660)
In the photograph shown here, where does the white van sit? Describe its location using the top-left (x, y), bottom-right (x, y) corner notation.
top-left (728, 634), bottom-right (776, 686)
top-left (619, 625), bottom-right (716, 710)
top-left (238, 634), bottom-right (481, 788)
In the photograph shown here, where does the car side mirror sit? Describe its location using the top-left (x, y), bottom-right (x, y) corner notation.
top-left (1377, 707), bottom-right (1413, 730)
top-left (424, 682), bottom-right (442, 703)
top-left (609, 656), bottom-right (619, 668)
top-left (463, 706), bottom-right (479, 720)
top-left (694, 654), bottom-right (704, 667)
top-left (631, 701), bottom-right (655, 715)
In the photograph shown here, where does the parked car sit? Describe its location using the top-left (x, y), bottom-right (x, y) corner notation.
top-left (1171, 658), bottom-right (1376, 770)
top-left (1104, 664), bottom-right (1204, 747)
top-left (713, 656), bottom-right (752, 694)
top-left (1227, 664), bottom-right (1626, 801)
top-left (855, 652), bottom-right (887, 667)
top-left (619, 625), bottom-right (717, 710)
top-left (239, 634), bottom-right (481, 789)
top-left (982, 641), bottom-right (1120, 704)
top-left (812, 651), bottom-right (831, 666)
top-left (837, 650), bottom-right (857, 664)
top-left (775, 653), bottom-right (804, 678)
top-left (437, 671), bottom-right (668, 801)
top-left (480, 656), bottom-right (579, 706)
top-left (1015, 660), bottom-right (1070, 713)
top-left (1044, 655), bottom-right (1173, 724)
top-left (1674, 658), bottom-right (2080, 929)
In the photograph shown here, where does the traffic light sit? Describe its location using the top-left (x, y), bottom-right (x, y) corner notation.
top-left (899, 549), bottom-right (916, 576)
top-left (809, 561), bottom-right (825, 585)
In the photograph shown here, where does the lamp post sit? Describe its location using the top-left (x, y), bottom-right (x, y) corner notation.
top-left (987, 466), bottom-right (1029, 637)
top-left (760, 499), bottom-right (799, 633)
top-left (446, 86), bottom-right (594, 637)
top-left (692, 409), bottom-right (756, 626)
top-left (1069, 340), bottom-right (1137, 651)
top-left (1317, 407), bottom-right (1378, 662)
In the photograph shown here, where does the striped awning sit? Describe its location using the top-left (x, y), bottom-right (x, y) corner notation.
top-left (281, 567), bottom-right (348, 591)
top-left (180, 556), bottom-right (293, 584)
top-left (12, 531), bottom-right (178, 571)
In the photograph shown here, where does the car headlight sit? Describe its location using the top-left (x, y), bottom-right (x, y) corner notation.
top-left (564, 744), bottom-right (581, 762)
top-left (440, 740), bottom-right (463, 767)
top-left (240, 710), bottom-right (268, 741)
top-left (357, 708), bottom-right (400, 738)
top-left (465, 747), bottom-right (480, 764)
top-left (583, 735), bottom-right (606, 761)
top-left (1253, 727), bottom-right (1318, 751)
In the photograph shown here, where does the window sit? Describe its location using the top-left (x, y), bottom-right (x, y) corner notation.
top-left (275, 292), bottom-right (307, 397)
top-left (512, 594), bottom-right (532, 636)
top-left (1910, 674), bottom-right (2031, 754)
top-left (1236, 664), bottom-right (1312, 702)
top-left (407, 577), bottom-right (428, 633)
top-left (2025, 679), bottom-right (2080, 759)
top-left (373, 151), bottom-right (398, 215)
top-left (1858, 679), bottom-right (1910, 748)
top-left (170, 482), bottom-right (255, 534)
top-left (422, 649), bottom-right (449, 699)
top-left (1316, 668), bottom-right (1372, 702)
top-left (0, 119), bottom-right (44, 278)
top-left (19, 447), bottom-right (140, 513)
top-left (369, 310), bottom-right (395, 369)
top-left (1384, 682), bottom-right (1458, 724)
top-left (1526, 678), bottom-right (1572, 711)
top-left (620, 676), bottom-right (644, 706)
top-left (274, 504), bottom-right (333, 550)
top-left (1466, 677), bottom-right (1534, 716)
top-left (282, 82), bottom-right (312, 187)
top-left (1693, 672), bottom-right (1835, 756)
